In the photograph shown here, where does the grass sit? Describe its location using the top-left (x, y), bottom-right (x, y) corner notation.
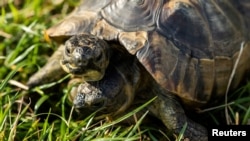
top-left (0, 0), bottom-right (250, 141)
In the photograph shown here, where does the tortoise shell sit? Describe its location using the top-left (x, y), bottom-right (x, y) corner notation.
top-left (45, 0), bottom-right (250, 107)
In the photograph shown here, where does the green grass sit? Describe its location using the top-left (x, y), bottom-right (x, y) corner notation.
top-left (0, 0), bottom-right (250, 141)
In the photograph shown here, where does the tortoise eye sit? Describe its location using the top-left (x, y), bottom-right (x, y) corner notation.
top-left (65, 46), bottom-right (71, 56)
top-left (95, 51), bottom-right (103, 62)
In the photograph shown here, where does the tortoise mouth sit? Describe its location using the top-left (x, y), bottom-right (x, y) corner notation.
top-left (60, 59), bottom-right (105, 81)
top-left (60, 59), bottom-right (84, 74)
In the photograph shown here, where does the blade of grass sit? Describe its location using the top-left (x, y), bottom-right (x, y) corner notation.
top-left (34, 94), bottom-right (49, 114)
top-left (24, 119), bottom-right (40, 138)
top-left (116, 126), bottom-right (133, 138)
top-left (8, 3), bottom-right (19, 22)
top-left (0, 7), bottom-right (6, 24)
top-left (35, 112), bottom-right (69, 126)
top-left (32, 74), bottom-right (70, 90)
top-left (225, 41), bottom-right (244, 125)
top-left (67, 112), bottom-right (97, 139)
top-left (92, 137), bottom-right (139, 141)
top-left (95, 96), bottom-right (157, 130)
top-left (42, 109), bottom-right (52, 136)
top-left (148, 130), bottom-right (161, 141)
top-left (0, 96), bottom-right (11, 131)
top-left (61, 86), bottom-right (69, 141)
top-left (19, 20), bottom-right (38, 35)
top-left (126, 110), bottom-right (149, 138)
top-left (208, 113), bottom-right (219, 125)
top-left (48, 123), bottom-right (55, 141)
top-left (4, 33), bottom-right (27, 66)
top-left (110, 126), bottom-right (122, 138)
top-left (175, 122), bottom-right (187, 141)
top-left (38, 110), bottom-right (55, 141)
top-left (8, 96), bottom-right (31, 141)
top-left (0, 63), bottom-right (26, 91)
top-left (235, 97), bottom-right (250, 105)
top-left (9, 44), bottom-right (37, 66)
top-left (242, 105), bottom-right (250, 124)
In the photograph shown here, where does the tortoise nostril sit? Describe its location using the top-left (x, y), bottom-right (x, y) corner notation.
top-left (72, 47), bottom-right (87, 66)
top-left (75, 55), bottom-right (81, 63)
top-left (73, 55), bottom-right (88, 66)
top-left (75, 47), bottom-right (83, 54)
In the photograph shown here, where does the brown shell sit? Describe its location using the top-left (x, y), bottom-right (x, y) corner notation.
top-left (46, 0), bottom-right (250, 107)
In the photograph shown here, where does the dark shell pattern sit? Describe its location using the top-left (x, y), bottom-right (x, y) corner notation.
top-left (46, 0), bottom-right (250, 107)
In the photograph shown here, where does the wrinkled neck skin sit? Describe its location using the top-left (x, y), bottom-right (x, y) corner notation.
top-left (108, 42), bottom-right (171, 117)
top-left (106, 43), bottom-right (141, 116)
top-left (109, 42), bottom-right (185, 119)
top-left (129, 59), bottom-right (180, 116)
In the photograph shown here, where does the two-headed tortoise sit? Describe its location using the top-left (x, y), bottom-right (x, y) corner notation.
top-left (28, 0), bottom-right (250, 140)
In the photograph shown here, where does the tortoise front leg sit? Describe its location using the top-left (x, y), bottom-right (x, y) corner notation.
top-left (149, 93), bottom-right (208, 141)
top-left (27, 45), bottom-right (67, 88)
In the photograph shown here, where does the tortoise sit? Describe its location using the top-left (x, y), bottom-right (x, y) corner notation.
top-left (27, 0), bottom-right (250, 140)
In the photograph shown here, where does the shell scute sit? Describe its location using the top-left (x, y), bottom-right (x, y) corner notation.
top-left (101, 0), bottom-right (163, 31)
top-left (157, 1), bottom-right (212, 59)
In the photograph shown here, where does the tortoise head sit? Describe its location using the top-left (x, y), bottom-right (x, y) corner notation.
top-left (61, 34), bottom-right (110, 81)
top-left (71, 66), bottom-right (135, 116)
